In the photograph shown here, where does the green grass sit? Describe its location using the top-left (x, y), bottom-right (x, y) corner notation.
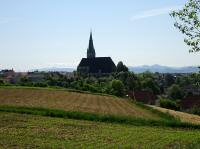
top-left (1, 112), bottom-right (200, 149)
top-left (1, 105), bottom-right (200, 129)
top-left (134, 101), bottom-right (178, 122)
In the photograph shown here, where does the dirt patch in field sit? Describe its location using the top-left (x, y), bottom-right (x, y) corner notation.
top-left (0, 88), bottom-right (160, 120)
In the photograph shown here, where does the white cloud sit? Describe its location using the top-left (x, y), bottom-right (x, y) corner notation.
top-left (130, 5), bottom-right (183, 21)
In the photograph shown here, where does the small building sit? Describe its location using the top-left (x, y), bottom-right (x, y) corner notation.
top-left (181, 95), bottom-right (200, 109)
top-left (77, 32), bottom-right (116, 75)
top-left (127, 90), bottom-right (156, 105)
top-left (0, 69), bottom-right (15, 77)
top-left (0, 69), bottom-right (27, 84)
top-left (182, 85), bottom-right (200, 95)
top-left (27, 72), bottom-right (45, 82)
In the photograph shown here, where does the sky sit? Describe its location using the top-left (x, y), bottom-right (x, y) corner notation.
top-left (0, 0), bottom-right (200, 71)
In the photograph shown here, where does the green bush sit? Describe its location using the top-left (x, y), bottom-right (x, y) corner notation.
top-left (188, 106), bottom-right (200, 115)
top-left (0, 79), bottom-right (4, 86)
top-left (159, 98), bottom-right (180, 111)
top-left (82, 84), bottom-right (98, 93)
top-left (33, 82), bottom-right (48, 87)
top-left (111, 79), bottom-right (125, 96)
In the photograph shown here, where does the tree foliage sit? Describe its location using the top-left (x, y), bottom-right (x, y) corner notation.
top-left (111, 79), bottom-right (125, 96)
top-left (116, 61), bottom-right (128, 72)
top-left (159, 98), bottom-right (180, 111)
top-left (171, 0), bottom-right (200, 52)
top-left (167, 84), bottom-right (184, 100)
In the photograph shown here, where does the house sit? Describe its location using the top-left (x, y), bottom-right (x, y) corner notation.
top-left (182, 85), bottom-right (200, 95)
top-left (77, 32), bottom-right (116, 75)
top-left (0, 69), bottom-right (27, 84)
top-left (0, 69), bottom-right (15, 77)
top-left (27, 72), bottom-right (46, 82)
top-left (127, 90), bottom-right (156, 105)
top-left (181, 95), bottom-right (200, 109)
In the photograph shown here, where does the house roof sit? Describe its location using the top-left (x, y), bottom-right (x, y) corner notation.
top-left (77, 57), bottom-right (116, 74)
top-left (134, 90), bottom-right (156, 104)
top-left (181, 95), bottom-right (200, 109)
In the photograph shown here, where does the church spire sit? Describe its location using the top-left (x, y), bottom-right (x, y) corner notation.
top-left (87, 31), bottom-right (96, 58)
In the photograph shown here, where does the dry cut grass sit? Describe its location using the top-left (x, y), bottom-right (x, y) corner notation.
top-left (0, 88), bottom-right (160, 120)
top-left (150, 105), bottom-right (200, 124)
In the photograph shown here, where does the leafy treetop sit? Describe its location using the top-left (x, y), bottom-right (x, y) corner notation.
top-left (171, 0), bottom-right (200, 52)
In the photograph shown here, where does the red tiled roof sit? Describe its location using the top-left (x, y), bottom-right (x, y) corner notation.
top-left (127, 90), bottom-right (156, 104)
top-left (181, 95), bottom-right (200, 109)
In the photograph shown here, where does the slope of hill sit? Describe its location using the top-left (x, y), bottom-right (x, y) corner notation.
top-left (1, 112), bottom-right (200, 148)
top-left (149, 105), bottom-right (200, 124)
top-left (1, 87), bottom-right (200, 148)
top-left (0, 87), bottom-right (161, 120)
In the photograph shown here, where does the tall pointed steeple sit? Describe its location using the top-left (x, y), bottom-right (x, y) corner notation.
top-left (87, 31), bottom-right (96, 58)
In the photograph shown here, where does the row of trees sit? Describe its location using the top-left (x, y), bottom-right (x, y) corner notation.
top-left (5, 61), bottom-right (197, 100)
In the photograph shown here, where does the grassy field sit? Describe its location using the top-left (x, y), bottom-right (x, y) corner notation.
top-left (0, 112), bottom-right (200, 149)
top-left (150, 105), bottom-right (200, 124)
top-left (0, 87), bottom-right (161, 120)
top-left (1, 87), bottom-right (200, 148)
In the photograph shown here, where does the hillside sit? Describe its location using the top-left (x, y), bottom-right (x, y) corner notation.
top-left (0, 87), bottom-right (160, 120)
top-left (1, 87), bottom-right (200, 148)
top-left (150, 105), bottom-right (200, 124)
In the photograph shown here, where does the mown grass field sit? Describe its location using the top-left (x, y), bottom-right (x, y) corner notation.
top-left (1, 112), bottom-right (200, 149)
top-left (0, 87), bottom-right (161, 120)
top-left (1, 87), bottom-right (200, 148)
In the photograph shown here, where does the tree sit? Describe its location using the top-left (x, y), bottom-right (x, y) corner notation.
top-left (116, 72), bottom-right (129, 86)
top-left (141, 78), bottom-right (160, 95)
top-left (192, 72), bottom-right (200, 87)
top-left (170, 0), bottom-right (200, 52)
top-left (111, 79), bottom-right (125, 96)
top-left (167, 84), bottom-right (184, 100)
top-left (116, 61), bottom-right (128, 72)
top-left (126, 73), bottom-right (138, 90)
top-left (164, 74), bottom-right (175, 87)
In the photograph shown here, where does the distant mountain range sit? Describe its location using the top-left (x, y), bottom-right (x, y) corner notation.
top-left (129, 65), bottom-right (199, 73)
top-left (31, 67), bottom-right (75, 72)
top-left (31, 65), bottom-right (199, 73)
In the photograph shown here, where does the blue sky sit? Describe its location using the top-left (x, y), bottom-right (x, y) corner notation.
top-left (0, 0), bottom-right (199, 71)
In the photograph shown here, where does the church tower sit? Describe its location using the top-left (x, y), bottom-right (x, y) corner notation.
top-left (87, 32), bottom-right (96, 58)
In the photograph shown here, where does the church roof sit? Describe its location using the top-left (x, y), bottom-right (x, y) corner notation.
top-left (87, 32), bottom-right (96, 58)
top-left (78, 57), bottom-right (116, 74)
top-left (88, 32), bottom-right (95, 52)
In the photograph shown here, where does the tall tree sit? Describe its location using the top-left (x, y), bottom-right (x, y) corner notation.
top-left (116, 61), bottom-right (128, 72)
top-left (170, 0), bottom-right (200, 52)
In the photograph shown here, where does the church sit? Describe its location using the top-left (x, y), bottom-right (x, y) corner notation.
top-left (77, 32), bottom-right (116, 75)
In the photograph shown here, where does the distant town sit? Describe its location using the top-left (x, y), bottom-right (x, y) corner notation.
top-left (0, 32), bottom-right (199, 114)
